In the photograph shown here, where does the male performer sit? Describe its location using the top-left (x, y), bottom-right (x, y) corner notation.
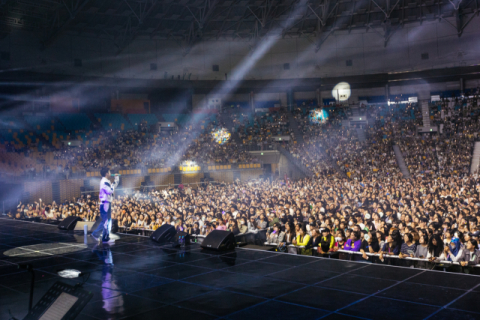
top-left (91, 167), bottom-right (119, 243)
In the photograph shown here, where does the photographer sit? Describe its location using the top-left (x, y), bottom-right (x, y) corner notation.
top-left (226, 219), bottom-right (240, 235)
top-left (186, 222), bottom-right (201, 235)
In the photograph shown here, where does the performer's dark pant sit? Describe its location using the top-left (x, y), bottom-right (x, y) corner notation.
top-left (92, 202), bottom-right (111, 242)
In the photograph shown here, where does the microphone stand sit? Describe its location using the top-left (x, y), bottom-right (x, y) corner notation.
top-left (18, 263), bottom-right (34, 312)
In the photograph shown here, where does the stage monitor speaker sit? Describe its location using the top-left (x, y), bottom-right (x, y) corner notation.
top-left (58, 216), bottom-right (82, 230)
top-left (150, 224), bottom-right (177, 243)
top-left (74, 221), bottom-right (101, 232)
top-left (200, 230), bottom-right (235, 251)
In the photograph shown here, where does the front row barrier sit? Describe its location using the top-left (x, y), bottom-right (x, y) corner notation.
top-left (336, 249), bottom-right (480, 269)
top-left (269, 246), bottom-right (480, 274)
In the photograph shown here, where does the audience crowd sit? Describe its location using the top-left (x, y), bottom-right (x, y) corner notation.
top-left (8, 170), bottom-right (480, 267)
top-left (6, 97), bottom-right (480, 270)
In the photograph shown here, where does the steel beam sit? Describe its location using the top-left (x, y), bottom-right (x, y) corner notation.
top-left (182, 0), bottom-right (218, 56)
top-left (41, 0), bottom-right (91, 49)
top-left (115, 0), bottom-right (159, 55)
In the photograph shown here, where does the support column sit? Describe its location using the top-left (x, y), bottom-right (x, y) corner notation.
top-left (250, 91), bottom-right (255, 112)
top-left (460, 78), bottom-right (464, 96)
top-left (316, 88), bottom-right (321, 106)
top-left (287, 88), bottom-right (293, 111)
top-left (187, 88), bottom-right (194, 112)
top-left (385, 84), bottom-right (390, 102)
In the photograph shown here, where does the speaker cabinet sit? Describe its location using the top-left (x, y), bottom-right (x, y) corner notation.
top-left (73, 220), bottom-right (101, 233)
top-left (201, 230), bottom-right (236, 251)
top-left (74, 221), bottom-right (95, 232)
top-left (150, 224), bottom-right (177, 243)
top-left (58, 216), bottom-right (82, 230)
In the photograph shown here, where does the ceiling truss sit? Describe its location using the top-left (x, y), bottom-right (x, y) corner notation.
top-left (0, 0), bottom-right (477, 53)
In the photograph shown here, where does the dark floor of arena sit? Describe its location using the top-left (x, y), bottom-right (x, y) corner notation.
top-left (1, 219), bottom-right (480, 320)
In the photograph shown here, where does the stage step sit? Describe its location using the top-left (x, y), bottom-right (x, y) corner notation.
top-left (393, 144), bottom-right (411, 178)
top-left (421, 100), bottom-right (431, 128)
top-left (356, 128), bottom-right (366, 142)
top-left (471, 141), bottom-right (480, 174)
top-left (286, 112), bottom-right (304, 145)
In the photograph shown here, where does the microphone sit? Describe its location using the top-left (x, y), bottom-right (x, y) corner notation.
top-left (111, 174), bottom-right (121, 177)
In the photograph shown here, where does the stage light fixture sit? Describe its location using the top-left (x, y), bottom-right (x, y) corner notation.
top-left (211, 127), bottom-right (231, 145)
top-left (309, 108), bottom-right (329, 124)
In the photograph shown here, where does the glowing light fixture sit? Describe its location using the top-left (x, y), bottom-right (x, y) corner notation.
top-left (180, 160), bottom-right (200, 172)
top-left (211, 127), bottom-right (231, 145)
top-left (309, 108), bottom-right (329, 124)
top-left (332, 82), bottom-right (351, 101)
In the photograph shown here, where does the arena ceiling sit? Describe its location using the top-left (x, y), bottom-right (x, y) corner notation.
top-left (0, 0), bottom-right (478, 54)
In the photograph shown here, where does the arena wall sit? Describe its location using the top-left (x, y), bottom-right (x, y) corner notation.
top-left (16, 168), bottom-right (276, 204)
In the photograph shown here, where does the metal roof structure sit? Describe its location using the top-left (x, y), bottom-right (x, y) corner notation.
top-left (0, 0), bottom-right (478, 54)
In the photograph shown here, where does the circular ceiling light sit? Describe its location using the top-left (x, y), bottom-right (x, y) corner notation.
top-left (332, 82), bottom-right (351, 102)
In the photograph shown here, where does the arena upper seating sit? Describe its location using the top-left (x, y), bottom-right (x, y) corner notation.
top-left (95, 113), bottom-right (133, 131)
top-left (0, 129), bottom-right (37, 148)
top-left (128, 114), bottom-right (159, 129)
top-left (0, 95), bottom-right (479, 180)
top-left (254, 100), bottom-right (280, 109)
top-left (56, 113), bottom-right (92, 131)
top-left (0, 116), bottom-right (26, 130)
top-left (24, 115), bottom-right (64, 132)
top-left (162, 113), bottom-right (191, 126)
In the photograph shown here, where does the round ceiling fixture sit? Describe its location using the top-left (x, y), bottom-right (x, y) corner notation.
top-left (332, 82), bottom-right (351, 102)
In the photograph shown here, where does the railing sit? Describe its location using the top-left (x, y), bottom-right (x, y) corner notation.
top-left (335, 249), bottom-right (480, 274)
top-left (335, 249), bottom-right (480, 266)
top-left (241, 144), bottom-right (273, 152)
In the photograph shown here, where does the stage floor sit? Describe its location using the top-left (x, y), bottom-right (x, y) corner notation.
top-left (1, 219), bottom-right (480, 320)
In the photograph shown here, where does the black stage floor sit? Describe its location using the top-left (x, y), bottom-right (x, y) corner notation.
top-left (1, 219), bottom-right (480, 320)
